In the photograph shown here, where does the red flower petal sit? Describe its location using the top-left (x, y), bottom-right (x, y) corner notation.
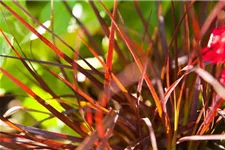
top-left (211, 26), bottom-right (225, 36)
top-left (202, 26), bottom-right (225, 63)
top-left (219, 69), bottom-right (225, 86)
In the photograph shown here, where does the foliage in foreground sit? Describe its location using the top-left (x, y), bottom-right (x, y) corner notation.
top-left (0, 1), bottom-right (225, 150)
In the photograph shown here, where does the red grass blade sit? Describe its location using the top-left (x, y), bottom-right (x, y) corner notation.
top-left (96, 0), bottom-right (118, 139)
top-left (89, 0), bottom-right (128, 65)
top-left (0, 137), bottom-right (28, 149)
top-left (189, 68), bottom-right (225, 134)
top-left (76, 110), bottom-right (118, 150)
top-left (0, 115), bottom-right (31, 137)
top-left (194, 68), bottom-right (225, 100)
top-left (177, 134), bottom-right (225, 144)
top-left (46, 68), bottom-right (109, 113)
top-left (12, 0), bottom-right (105, 81)
top-left (0, 54), bottom-right (73, 69)
top-left (0, 68), bottom-right (87, 137)
top-left (62, 0), bottom-right (103, 56)
top-left (0, 27), bottom-right (78, 119)
top-left (1, 1), bottom-right (103, 89)
top-left (15, 124), bottom-right (83, 142)
top-left (134, 0), bottom-right (151, 42)
top-left (0, 1), bottom-right (71, 63)
top-left (141, 118), bottom-right (158, 150)
top-left (200, 1), bottom-right (225, 37)
top-left (79, 34), bottom-right (129, 94)
top-left (100, 0), bottom-right (163, 119)
top-left (102, 0), bottom-right (118, 107)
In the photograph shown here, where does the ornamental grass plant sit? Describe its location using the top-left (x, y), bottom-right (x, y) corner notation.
top-left (0, 1), bottom-right (225, 150)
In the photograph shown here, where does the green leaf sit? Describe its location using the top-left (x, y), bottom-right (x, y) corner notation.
top-left (22, 86), bottom-right (64, 128)
top-left (0, 32), bottom-right (13, 67)
top-left (0, 1), bottom-right (31, 41)
top-left (40, 1), bottom-right (76, 35)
